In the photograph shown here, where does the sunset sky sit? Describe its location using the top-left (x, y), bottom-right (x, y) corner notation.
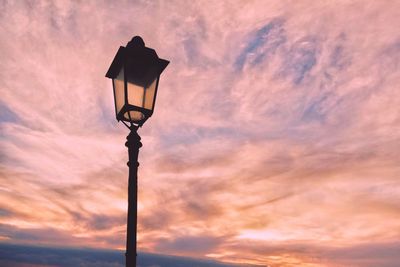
top-left (1, 1), bottom-right (400, 266)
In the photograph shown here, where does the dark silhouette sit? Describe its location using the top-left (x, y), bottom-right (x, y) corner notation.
top-left (125, 126), bottom-right (141, 267)
top-left (105, 36), bottom-right (169, 267)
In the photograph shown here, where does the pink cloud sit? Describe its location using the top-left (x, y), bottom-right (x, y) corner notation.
top-left (1, 1), bottom-right (400, 266)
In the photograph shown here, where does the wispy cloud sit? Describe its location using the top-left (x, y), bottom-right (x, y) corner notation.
top-left (1, 0), bottom-right (400, 266)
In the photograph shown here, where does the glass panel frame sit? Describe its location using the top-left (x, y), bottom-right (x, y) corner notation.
top-left (143, 77), bottom-right (159, 111)
top-left (112, 67), bottom-right (125, 118)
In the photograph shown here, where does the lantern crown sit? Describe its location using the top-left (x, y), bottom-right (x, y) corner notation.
top-left (127, 36), bottom-right (145, 48)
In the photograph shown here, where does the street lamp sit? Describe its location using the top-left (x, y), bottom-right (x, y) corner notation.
top-left (105, 36), bottom-right (169, 267)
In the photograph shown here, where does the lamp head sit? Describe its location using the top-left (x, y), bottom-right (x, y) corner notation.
top-left (106, 36), bottom-right (169, 127)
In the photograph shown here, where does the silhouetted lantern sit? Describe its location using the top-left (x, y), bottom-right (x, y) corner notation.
top-left (106, 36), bottom-right (169, 126)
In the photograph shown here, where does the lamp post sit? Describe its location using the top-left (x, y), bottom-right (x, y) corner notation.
top-left (105, 36), bottom-right (169, 267)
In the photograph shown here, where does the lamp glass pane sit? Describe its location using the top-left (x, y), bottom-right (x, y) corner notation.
top-left (144, 77), bottom-right (158, 111)
top-left (127, 81), bottom-right (145, 121)
top-left (112, 67), bottom-right (125, 116)
top-left (127, 81), bottom-right (145, 108)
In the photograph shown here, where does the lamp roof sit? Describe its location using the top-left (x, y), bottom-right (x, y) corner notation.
top-left (105, 36), bottom-right (169, 84)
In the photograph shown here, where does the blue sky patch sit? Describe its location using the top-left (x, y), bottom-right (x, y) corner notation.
top-left (282, 36), bottom-right (318, 84)
top-left (235, 18), bottom-right (286, 70)
top-left (0, 101), bottom-right (19, 124)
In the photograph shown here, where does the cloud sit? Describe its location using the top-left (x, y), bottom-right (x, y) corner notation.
top-left (219, 239), bottom-right (400, 267)
top-left (155, 235), bottom-right (226, 255)
top-left (235, 18), bottom-right (286, 71)
top-left (281, 35), bottom-right (319, 84)
top-left (0, 0), bottom-right (400, 266)
top-left (0, 243), bottom-right (248, 267)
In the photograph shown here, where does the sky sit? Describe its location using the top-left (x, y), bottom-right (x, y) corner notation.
top-left (1, 0), bottom-right (400, 266)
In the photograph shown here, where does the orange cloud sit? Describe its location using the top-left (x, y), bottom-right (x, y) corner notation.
top-left (1, 1), bottom-right (400, 266)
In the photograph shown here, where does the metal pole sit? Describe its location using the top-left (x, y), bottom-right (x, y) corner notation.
top-left (125, 126), bottom-right (142, 267)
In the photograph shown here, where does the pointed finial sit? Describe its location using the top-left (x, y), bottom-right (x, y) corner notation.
top-left (127, 36), bottom-right (145, 48)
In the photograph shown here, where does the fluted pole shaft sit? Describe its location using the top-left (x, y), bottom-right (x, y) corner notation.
top-left (125, 127), bottom-right (142, 267)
